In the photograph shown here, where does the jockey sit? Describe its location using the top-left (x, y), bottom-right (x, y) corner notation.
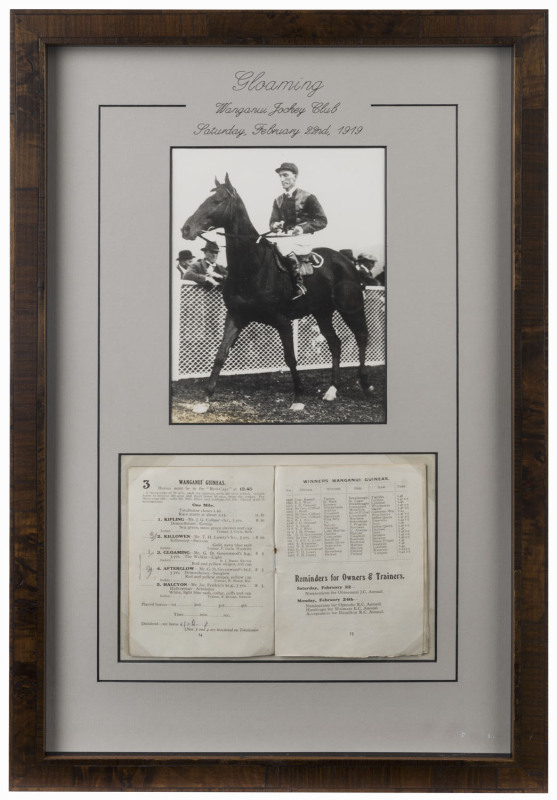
top-left (269, 162), bottom-right (327, 299)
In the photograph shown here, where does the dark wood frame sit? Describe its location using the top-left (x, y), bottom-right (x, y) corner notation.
top-left (10, 10), bottom-right (547, 792)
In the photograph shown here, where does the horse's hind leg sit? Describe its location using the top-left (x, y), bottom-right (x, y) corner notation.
top-left (274, 317), bottom-right (304, 409)
top-left (194, 313), bottom-right (243, 412)
top-left (313, 312), bottom-right (341, 401)
top-left (338, 305), bottom-right (374, 395)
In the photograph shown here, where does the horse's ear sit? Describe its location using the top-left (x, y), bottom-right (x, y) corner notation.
top-left (214, 177), bottom-right (221, 188)
top-left (224, 173), bottom-right (237, 196)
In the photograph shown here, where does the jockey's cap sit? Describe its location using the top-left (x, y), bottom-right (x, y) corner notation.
top-left (275, 162), bottom-right (298, 175)
top-left (358, 252), bottom-right (378, 263)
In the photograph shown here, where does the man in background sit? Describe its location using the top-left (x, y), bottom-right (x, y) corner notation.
top-left (180, 241), bottom-right (227, 289)
top-left (356, 252), bottom-right (383, 286)
top-left (175, 249), bottom-right (196, 280)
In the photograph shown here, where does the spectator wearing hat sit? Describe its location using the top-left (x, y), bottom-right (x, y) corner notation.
top-left (184, 241), bottom-right (228, 289)
top-left (176, 249), bottom-right (196, 280)
top-left (356, 252), bottom-right (383, 286)
top-left (339, 249), bottom-right (357, 266)
top-left (269, 162), bottom-right (327, 299)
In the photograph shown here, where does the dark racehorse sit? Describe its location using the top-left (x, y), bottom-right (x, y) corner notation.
top-left (181, 174), bottom-right (374, 412)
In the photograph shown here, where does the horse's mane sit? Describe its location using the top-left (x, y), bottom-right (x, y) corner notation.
top-left (258, 235), bottom-right (275, 251)
top-left (256, 235), bottom-right (284, 267)
top-left (212, 177), bottom-right (293, 264)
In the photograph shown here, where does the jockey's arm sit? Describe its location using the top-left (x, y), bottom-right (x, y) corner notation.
top-left (269, 200), bottom-right (283, 231)
top-left (298, 194), bottom-right (327, 234)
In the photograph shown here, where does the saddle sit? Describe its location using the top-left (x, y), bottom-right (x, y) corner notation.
top-left (272, 245), bottom-right (324, 275)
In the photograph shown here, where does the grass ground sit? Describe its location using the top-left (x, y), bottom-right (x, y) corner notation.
top-left (171, 366), bottom-right (386, 424)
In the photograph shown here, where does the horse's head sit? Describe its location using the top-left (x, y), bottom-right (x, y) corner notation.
top-left (181, 173), bottom-right (238, 241)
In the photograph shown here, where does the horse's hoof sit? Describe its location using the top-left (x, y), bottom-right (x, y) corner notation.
top-left (323, 386), bottom-right (338, 402)
top-left (192, 403), bottom-right (210, 414)
top-left (290, 402), bottom-right (305, 411)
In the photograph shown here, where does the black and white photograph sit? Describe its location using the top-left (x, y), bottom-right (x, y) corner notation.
top-left (170, 147), bottom-right (386, 424)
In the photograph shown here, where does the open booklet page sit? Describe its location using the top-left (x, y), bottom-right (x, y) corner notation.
top-left (127, 465), bottom-right (276, 657)
top-left (126, 461), bottom-right (428, 659)
top-left (274, 464), bottom-right (428, 658)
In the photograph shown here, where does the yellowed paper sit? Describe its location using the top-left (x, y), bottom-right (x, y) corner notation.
top-left (126, 461), bottom-right (428, 659)
top-left (274, 463), bottom-right (428, 657)
top-left (127, 465), bottom-right (275, 657)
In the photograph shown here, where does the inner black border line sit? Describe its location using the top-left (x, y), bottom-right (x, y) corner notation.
top-left (168, 144), bottom-right (388, 427)
top-left (97, 105), bottom-right (458, 686)
top-left (97, 105), bottom-right (188, 683)
top-left (107, 450), bottom-right (441, 683)
top-left (372, 103), bottom-right (459, 683)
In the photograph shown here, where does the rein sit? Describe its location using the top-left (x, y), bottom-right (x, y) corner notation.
top-left (199, 189), bottom-right (274, 243)
top-left (197, 232), bottom-right (218, 245)
top-left (214, 229), bottom-right (274, 241)
top-left (197, 185), bottom-right (278, 244)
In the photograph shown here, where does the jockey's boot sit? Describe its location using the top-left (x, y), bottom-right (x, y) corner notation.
top-left (286, 253), bottom-right (307, 300)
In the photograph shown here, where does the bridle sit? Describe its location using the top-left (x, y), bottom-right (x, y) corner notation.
top-left (198, 185), bottom-right (273, 243)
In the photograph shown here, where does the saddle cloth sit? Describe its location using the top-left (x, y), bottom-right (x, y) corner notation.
top-left (299, 260), bottom-right (316, 276)
top-left (273, 245), bottom-right (324, 275)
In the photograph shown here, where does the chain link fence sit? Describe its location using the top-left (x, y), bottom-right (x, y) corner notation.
top-left (176, 283), bottom-right (385, 379)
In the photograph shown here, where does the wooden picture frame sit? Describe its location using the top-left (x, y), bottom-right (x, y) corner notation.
top-left (10, 10), bottom-right (547, 791)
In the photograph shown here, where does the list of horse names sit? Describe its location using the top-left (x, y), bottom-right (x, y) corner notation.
top-left (126, 462), bottom-right (428, 658)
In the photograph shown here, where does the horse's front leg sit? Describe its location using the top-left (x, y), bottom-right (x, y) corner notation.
top-left (193, 313), bottom-right (243, 413)
top-left (274, 317), bottom-right (304, 410)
